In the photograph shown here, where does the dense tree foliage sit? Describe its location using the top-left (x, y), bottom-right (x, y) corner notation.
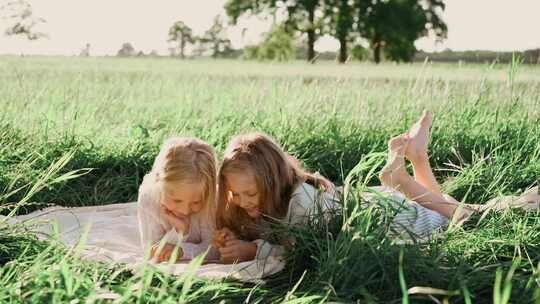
top-left (2, 0), bottom-right (46, 40)
top-left (226, 0), bottom-right (447, 63)
top-left (244, 25), bottom-right (295, 61)
top-left (356, 0), bottom-right (447, 63)
top-left (117, 42), bottom-right (136, 57)
top-left (225, 0), bottom-right (324, 63)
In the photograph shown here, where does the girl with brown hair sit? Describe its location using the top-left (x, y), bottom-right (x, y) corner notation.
top-left (213, 132), bottom-right (339, 263)
top-left (213, 111), bottom-right (539, 263)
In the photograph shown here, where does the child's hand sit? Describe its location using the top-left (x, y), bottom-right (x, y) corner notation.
top-left (161, 207), bottom-right (190, 234)
top-left (212, 228), bottom-right (237, 248)
top-left (219, 240), bottom-right (257, 264)
top-left (150, 243), bottom-right (183, 263)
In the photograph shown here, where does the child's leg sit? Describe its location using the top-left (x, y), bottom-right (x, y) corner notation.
top-left (404, 110), bottom-right (465, 207)
top-left (410, 157), bottom-right (443, 195)
top-left (402, 112), bottom-right (539, 214)
top-left (404, 110), bottom-right (443, 195)
top-left (379, 135), bottom-right (457, 219)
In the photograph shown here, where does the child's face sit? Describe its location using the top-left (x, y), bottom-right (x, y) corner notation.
top-left (224, 170), bottom-right (260, 218)
top-left (160, 182), bottom-right (204, 219)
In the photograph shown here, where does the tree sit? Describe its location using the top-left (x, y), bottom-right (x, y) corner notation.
top-left (117, 42), bottom-right (136, 57)
top-left (225, 0), bottom-right (325, 63)
top-left (168, 21), bottom-right (194, 58)
top-left (356, 0), bottom-right (447, 63)
top-left (258, 25), bottom-right (295, 61)
top-left (244, 24), bottom-right (295, 61)
top-left (323, 0), bottom-right (356, 63)
top-left (1, 0), bottom-right (46, 40)
top-left (200, 15), bottom-right (232, 58)
top-left (79, 43), bottom-right (90, 57)
top-left (349, 44), bottom-right (369, 61)
top-left (383, 36), bottom-right (417, 62)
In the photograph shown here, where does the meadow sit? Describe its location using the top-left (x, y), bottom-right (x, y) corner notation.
top-left (0, 56), bottom-right (539, 303)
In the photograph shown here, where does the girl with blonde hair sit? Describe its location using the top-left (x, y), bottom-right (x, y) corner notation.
top-left (137, 137), bottom-right (219, 262)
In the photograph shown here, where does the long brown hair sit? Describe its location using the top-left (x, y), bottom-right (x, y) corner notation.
top-left (216, 132), bottom-right (333, 240)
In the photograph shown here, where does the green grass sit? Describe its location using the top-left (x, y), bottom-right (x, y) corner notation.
top-left (0, 56), bottom-right (539, 303)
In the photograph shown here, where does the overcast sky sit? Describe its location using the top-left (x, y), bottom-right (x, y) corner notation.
top-left (0, 0), bottom-right (539, 55)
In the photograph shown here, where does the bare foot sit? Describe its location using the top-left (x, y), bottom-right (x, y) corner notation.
top-left (405, 110), bottom-right (432, 162)
top-left (379, 135), bottom-right (411, 189)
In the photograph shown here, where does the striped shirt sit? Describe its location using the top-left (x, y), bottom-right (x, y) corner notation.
top-left (362, 185), bottom-right (449, 240)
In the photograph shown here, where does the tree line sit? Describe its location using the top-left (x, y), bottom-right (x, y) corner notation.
top-left (167, 16), bottom-right (234, 59)
top-left (162, 0), bottom-right (447, 64)
top-left (163, 0), bottom-right (447, 63)
top-left (225, 0), bottom-right (447, 63)
top-left (115, 16), bottom-right (236, 59)
top-left (2, 0), bottom-right (448, 64)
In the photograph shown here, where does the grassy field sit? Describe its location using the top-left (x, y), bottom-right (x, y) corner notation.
top-left (1, 56), bottom-right (539, 303)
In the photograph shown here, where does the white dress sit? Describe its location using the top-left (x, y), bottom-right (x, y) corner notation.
top-left (254, 183), bottom-right (449, 261)
top-left (137, 174), bottom-right (219, 261)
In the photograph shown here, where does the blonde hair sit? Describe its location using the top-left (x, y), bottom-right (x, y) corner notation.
top-left (152, 136), bottom-right (217, 224)
top-left (216, 132), bottom-right (333, 240)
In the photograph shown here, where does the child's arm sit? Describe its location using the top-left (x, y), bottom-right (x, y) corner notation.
top-left (138, 200), bottom-right (186, 262)
top-left (219, 239), bottom-right (258, 263)
top-left (252, 240), bottom-right (285, 261)
top-left (137, 180), bottom-right (166, 253)
top-left (137, 177), bottom-right (185, 262)
top-left (179, 240), bottom-right (219, 261)
top-left (216, 230), bottom-right (284, 263)
top-left (150, 243), bottom-right (183, 263)
top-left (213, 228), bottom-right (259, 263)
top-left (219, 239), bottom-right (286, 264)
top-left (232, 185), bottom-right (334, 263)
top-left (212, 227), bottom-right (236, 248)
top-left (218, 185), bottom-right (336, 264)
top-left (177, 215), bottom-right (220, 261)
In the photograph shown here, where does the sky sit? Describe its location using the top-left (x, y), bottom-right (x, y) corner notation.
top-left (0, 0), bottom-right (539, 56)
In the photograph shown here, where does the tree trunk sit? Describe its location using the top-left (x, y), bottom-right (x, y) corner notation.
top-left (306, 7), bottom-right (316, 63)
top-left (180, 39), bottom-right (185, 59)
top-left (337, 0), bottom-right (349, 64)
top-left (338, 37), bottom-right (347, 63)
top-left (373, 40), bottom-right (381, 64)
top-left (213, 43), bottom-right (218, 59)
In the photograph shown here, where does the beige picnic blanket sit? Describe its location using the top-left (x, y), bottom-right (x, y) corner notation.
top-left (4, 187), bottom-right (538, 280)
top-left (3, 202), bottom-right (285, 282)
top-left (449, 186), bottom-right (540, 226)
